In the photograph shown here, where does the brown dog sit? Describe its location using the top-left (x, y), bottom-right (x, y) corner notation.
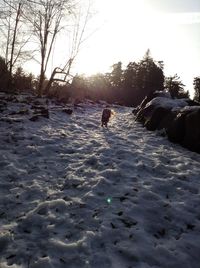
top-left (101, 108), bottom-right (112, 127)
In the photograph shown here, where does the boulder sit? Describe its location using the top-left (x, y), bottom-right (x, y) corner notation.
top-left (145, 97), bottom-right (188, 110)
top-left (135, 105), bottom-right (155, 125)
top-left (184, 99), bottom-right (200, 107)
top-left (135, 96), bottom-right (186, 126)
top-left (166, 111), bottom-right (190, 143)
top-left (157, 110), bottom-right (177, 130)
top-left (145, 107), bottom-right (171, 131)
top-left (183, 108), bottom-right (200, 153)
top-left (139, 91), bottom-right (171, 110)
top-left (135, 94), bottom-right (200, 153)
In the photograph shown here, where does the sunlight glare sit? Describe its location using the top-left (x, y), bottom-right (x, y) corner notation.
top-left (107, 197), bottom-right (112, 204)
top-left (23, 0), bottom-right (200, 96)
top-left (75, 0), bottom-right (153, 75)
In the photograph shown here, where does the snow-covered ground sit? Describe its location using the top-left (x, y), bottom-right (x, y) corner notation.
top-left (1, 97), bottom-right (200, 268)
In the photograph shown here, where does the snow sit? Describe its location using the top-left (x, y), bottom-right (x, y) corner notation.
top-left (154, 91), bottom-right (171, 98)
top-left (145, 97), bottom-right (188, 110)
top-left (1, 96), bottom-right (200, 268)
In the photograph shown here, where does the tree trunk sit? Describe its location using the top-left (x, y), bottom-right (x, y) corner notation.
top-left (38, 69), bottom-right (45, 97)
top-left (8, 2), bottom-right (21, 91)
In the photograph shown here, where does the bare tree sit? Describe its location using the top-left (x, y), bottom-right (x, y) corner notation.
top-left (24, 0), bottom-right (92, 97)
top-left (0, 0), bottom-right (33, 90)
top-left (0, 0), bottom-right (92, 94)
top-left (24, 0), bottom-right (74, 96)
top-left (44, 0), bottom-right (92, 94)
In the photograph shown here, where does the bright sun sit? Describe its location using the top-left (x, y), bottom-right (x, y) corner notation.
top-left (74, 0), bottom-right (162, 76)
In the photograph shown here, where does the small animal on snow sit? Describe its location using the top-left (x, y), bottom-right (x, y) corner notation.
top-left (101, 108), bottom-right (114, 127)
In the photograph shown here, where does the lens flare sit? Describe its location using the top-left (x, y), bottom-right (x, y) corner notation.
top-left (107, 197), bottom-right (112, 204)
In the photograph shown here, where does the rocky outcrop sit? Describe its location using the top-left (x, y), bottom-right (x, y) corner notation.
top-left (134, 94), bottom-right (200, 153)
top-left (135, 97), bottom-right (187, 126)
top-left (133, 91), bottom-right (171, 116)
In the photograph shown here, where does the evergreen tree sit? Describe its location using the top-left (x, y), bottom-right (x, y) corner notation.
top-left (165, 74), bottom-right (188, 98)
top-left (136, 50), bottom-right (164, 97)
top-left (193, 76), bottom-right (200, 102)
top-left (109, 62), bottom-right (123, 88)
top-left (13, 67), bottom-right (34, 92)
top-left (122, 62), bottom-right (138, 105)
top-left (0, 56), bottom-right (9, 91)
top-left (122, 50), bottom-right (164, 106)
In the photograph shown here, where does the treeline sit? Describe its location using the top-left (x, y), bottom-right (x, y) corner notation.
top-left (1, 50), bottom-right (200, 107)
top-left (0, 0), bottom-right (199, 106)
top-left (50, 50), bottom-right (200, 107)
top-left (0, 56), bottom-right (35, 92)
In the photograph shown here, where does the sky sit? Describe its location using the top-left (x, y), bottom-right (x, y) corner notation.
top-left (22, 0), bottom-right (200, 97)
top-left (72, 0), bottom-right (200, 97)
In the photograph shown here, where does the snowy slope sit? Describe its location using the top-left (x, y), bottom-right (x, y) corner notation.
top-left (0, 97), bottom-right (200, 268)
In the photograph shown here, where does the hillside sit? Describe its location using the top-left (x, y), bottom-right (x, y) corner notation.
top-left (0, 94), bottom-right (200, 268)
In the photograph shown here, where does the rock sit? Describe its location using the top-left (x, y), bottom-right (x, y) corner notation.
top-left (29, 108), bottom-right (49, 121)
top-left (18, 109), bottom-right (29, 115)
top-left (183, 108), bottom-right (200, 153)
top-left (166, 111), bottom-right (189, 143)
top-left (62, 108), bottom-right (73, 115)
top-left (135, 105), bottom-right (155, 125)
top-left (157, 110), bottom-right (177, 130)
top-left (139, 91), bottom-right (171, 110)
top-left (135, 93), bottom-right (200, 154)
top-left (145, 107), bottom-right (171, 131)
top-left (184, 99), bottom-right (200, 106)
top-left (32, 106), bottom-right (49, 119)
top-left (40, 108), bottom-right (49, 118)
top-left (135, 97), bottom-right (187, 126)
top-left (132, 107), bottom-right (140, 115)
top-left (29, 115), bottom-right (39, 121)
top-left (33, 100), bottom-right (43, 106)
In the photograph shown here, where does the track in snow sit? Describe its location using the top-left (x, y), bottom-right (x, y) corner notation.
top-left (1, 100), bottom-right (200, 268)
